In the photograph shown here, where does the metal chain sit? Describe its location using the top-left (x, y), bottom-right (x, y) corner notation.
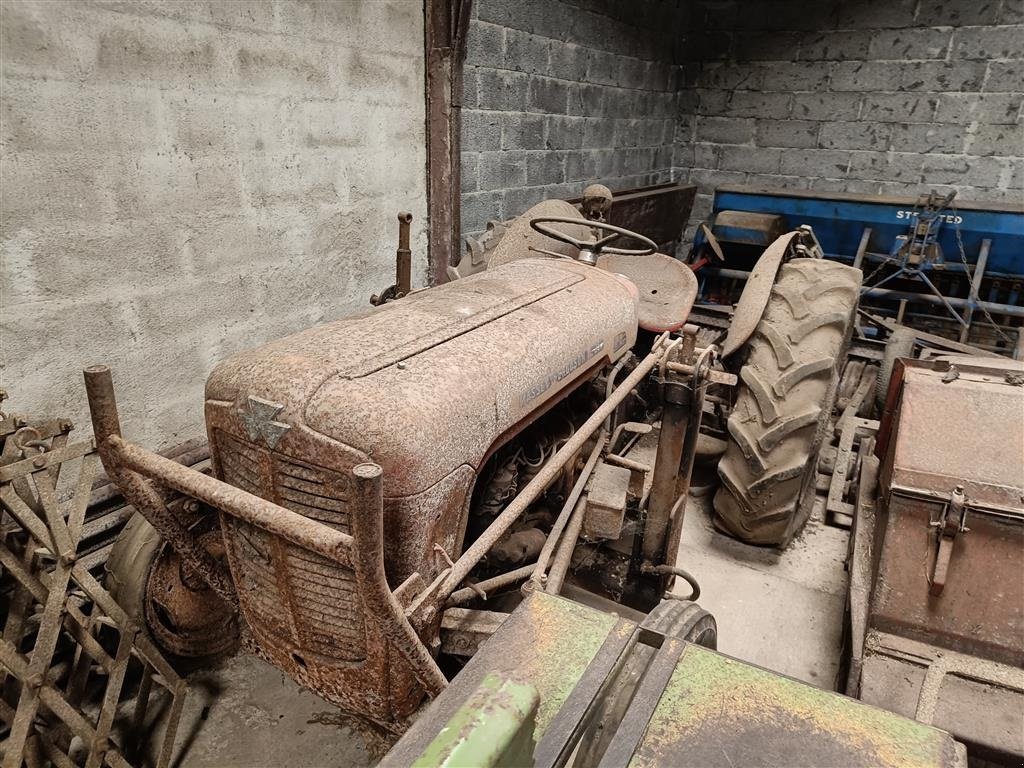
top-left (859, 256), bottom-right (890, 289)
top-left (950, 202), bottom-right (1012, 343)
top-left (860, 195), bottom-right (924, 288)
top-left (11, 426), bottom-right (48, 457)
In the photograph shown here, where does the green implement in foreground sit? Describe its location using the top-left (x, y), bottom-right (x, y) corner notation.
top-left (411, 674), bottom-right (539, 768)
top-left (385, 592), bottom-right (965, 768)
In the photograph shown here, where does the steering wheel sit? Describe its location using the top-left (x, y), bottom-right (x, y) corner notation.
top-left (529, 216), bottom-right (657, 265)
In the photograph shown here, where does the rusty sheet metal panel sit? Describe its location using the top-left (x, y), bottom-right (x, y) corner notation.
top-left (871, 358), bottom-right (1024, 665)
top-left (630, 643), bottom-right (963, 768)
top-left (870, 493), bottom-right (1023, 666)
top-left (859, 631), bottom-right (1024, 760)
top-left (204, 423), bottom-right (425, 726)
top-left (878, 360), bottom-right (1024, 512)
top-left (381, 593), bottom-right (634, 767)
top-left (592, 183), bottom-right (698, 253)
top-left (207, 257), bottom-right (636, 498)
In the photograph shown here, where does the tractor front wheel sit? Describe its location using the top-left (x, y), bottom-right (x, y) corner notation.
top-left (106, 511), bottom-right (239, 662)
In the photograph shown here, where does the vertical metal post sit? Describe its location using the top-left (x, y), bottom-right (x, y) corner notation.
top-left (396, 212), bottom-right (413, 296)
top-left (425, 0), bottom-right (472, 285)
top-left (959, 238), bottom-right (990, 343)
top-left (82, 365), bottom-right (124, 444)
top-left (662, 358), bottom-right (711, 574)
top-left (350, 462), bottom-right (448, 696)
top-left (82, 367), bottom-right (237, 606)
top-left (643, 371), bottom-right (691, 565)
top-left (852, 227), bottom-right (872, 271)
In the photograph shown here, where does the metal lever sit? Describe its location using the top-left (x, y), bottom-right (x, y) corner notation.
top-left (371, 211), bottom-right (414, 305)
top-left (929, 485), bottom-right (969, 596)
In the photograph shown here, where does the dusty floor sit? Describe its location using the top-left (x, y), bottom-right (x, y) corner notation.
top-left (671, 492), bottom-right (849, 688)
top-left (155, 491), bottom-right (849, 766)
top-left (155, 655), bottom-right (373, 767)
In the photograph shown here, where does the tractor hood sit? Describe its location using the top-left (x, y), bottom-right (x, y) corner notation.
top-left (205, 257), bottom-right (638, 496)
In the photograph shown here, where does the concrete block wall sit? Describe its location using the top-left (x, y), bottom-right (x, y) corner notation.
top-left (675, 0), bottom-right (1024, 238)
top-left (460, 0), bottom-right (682, 240)
top-left (1, 1), bottom-right (427, 451)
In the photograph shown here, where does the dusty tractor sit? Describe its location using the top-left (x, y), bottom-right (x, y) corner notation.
top-left (84, 187), bottom-right (962, 763)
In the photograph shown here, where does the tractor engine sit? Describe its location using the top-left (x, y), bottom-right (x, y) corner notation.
top-left (202, 256), bottom-right (638, 722)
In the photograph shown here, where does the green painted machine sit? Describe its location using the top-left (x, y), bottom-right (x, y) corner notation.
top-left (384, 592), bottom-right (965, 768)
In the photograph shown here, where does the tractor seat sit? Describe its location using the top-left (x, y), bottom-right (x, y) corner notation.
top-left (597, 252), bottom-right (698, 332)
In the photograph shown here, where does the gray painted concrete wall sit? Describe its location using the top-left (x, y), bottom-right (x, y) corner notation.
top-left (460, 0), bottom-right (682, 241)
top-left (1, 1), bottom-right (427, 451)
top-left (676, 0), bottom-right (1024, 238)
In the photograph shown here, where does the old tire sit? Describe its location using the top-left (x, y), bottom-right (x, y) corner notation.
top-left (106, 511), bottom-right (238, 661)
top-left (875, 327), bottom-right (916, 410)
top-left (643, 598), bottom-right (717, 649)
top-left (714, 258), bottom-right (861, 547)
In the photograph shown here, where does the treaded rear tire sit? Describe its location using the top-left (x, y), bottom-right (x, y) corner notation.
top-left (714, 258), bottom-right (861, 546)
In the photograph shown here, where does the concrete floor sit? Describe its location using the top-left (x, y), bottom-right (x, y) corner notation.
top-left (671, 492), bottom-right (849, 688)
top-left (159, 655), bottom-right (373, 767)
top-left (156, 487), bottom-right (850, 766)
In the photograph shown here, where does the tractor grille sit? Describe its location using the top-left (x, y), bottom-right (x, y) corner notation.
top-left (215, 430), bottom-right (365, 662)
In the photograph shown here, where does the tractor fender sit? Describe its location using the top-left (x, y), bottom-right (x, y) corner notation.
top-left (720, 231), bottom-right (799, 360)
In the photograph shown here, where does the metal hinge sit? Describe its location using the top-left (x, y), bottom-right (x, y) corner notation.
top-left (928, 485), bottom-right (970, 596)
top-left (792, 224), bottom-right (825, 260)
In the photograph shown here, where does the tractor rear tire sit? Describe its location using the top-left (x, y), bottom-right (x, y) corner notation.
top-left (714, 258), bottom-right (861, 547)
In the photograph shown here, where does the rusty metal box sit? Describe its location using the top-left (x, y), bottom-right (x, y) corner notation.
top-left (863, 357), bottom-right (1024, 759)
top-left (873, 358), bottom-right (1024, 665)
top-left (584, 461), bottom-right (632, 540)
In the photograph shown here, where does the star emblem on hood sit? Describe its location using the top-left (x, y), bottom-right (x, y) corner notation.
top-left (238, 395), bottom-right (290, 449)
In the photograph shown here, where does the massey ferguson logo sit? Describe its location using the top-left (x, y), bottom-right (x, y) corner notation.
top-left (238, 395), bottom-right (290, 449)
top-left (518, 339), bottom-right (605, 407)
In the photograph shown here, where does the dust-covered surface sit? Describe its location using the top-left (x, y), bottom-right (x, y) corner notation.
top-left (150, 654), bottom-right (374, 768)
top-left (632, 643), bottom-right (960, 768)
top-left (143, 496), bottom-right (848, 766)
top-left (383, 593), bottom-right (627, 767)
top-left (623, 422), bottom-right (849, 687)
top-left (672, 493), bottom-right (849, 688)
